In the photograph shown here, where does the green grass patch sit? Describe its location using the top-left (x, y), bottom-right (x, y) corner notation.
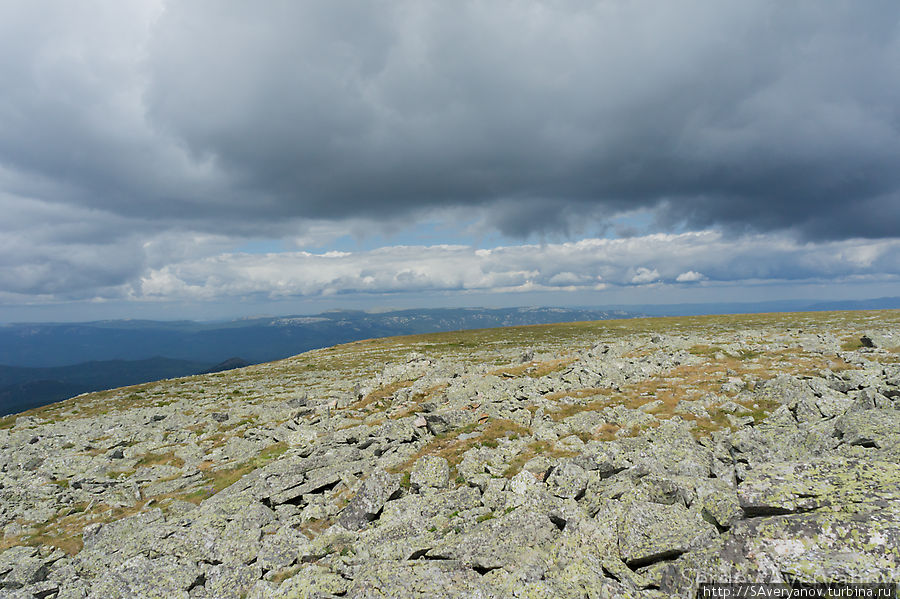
top-left (135, 452), bottom-right (185, 469)
top-left (502, 441), bottom-right (579, 478)
top-left (177, 441), bottom-right (289, 505)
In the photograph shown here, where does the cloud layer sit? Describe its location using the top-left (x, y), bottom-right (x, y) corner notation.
top-left (3, 2), bottom-right (900, 236)
top-left (1, 2), bottom-right (899, 311)
top-left (131, 232), bottom-right (900, 302)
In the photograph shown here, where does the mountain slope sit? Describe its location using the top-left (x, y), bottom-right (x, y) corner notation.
top-left (0, 357), bottom-right (212, 416)
top-left (0, 307), bottom-right (639, 368)
top-left (0, 310), bottom-right (898, 595)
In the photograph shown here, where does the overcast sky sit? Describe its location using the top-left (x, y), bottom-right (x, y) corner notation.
top-left (1, 1), bottom-right (899, 322)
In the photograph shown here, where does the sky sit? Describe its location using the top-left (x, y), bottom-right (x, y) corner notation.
top-left (1, 1), bottom-right (899, 322)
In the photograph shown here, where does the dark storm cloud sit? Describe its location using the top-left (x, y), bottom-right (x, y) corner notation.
top-left (2, 0), bottom-right (900, 308)
top-left (0, 0), bottom-right (900, 237)
top-left (1, 1), bottom-right (898, 240)
top-left (138, 0), bottom-right (900, 239)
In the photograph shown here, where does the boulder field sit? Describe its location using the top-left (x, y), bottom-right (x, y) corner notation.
top-left (0, 311), bottom-right (898, 597)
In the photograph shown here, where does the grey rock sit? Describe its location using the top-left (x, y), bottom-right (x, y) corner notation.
top-left (616, 500), bottom-right (717, 568)
top-left (259, 563), bottom-right (348, 598)
top-left (546, 461), bottom-right (588, 499)
top-left (724, 503), bottom-right (900, 582)
top-left (257, 526), bottom-right (308, 571)
top-left (738, 457), bottom-right (900, 515)
top-left (204, 562), bottom-right (261, 599)
top-left (75, 508), bottom-right (167, 577)
top-left (665, 503), bottom-right (900, 589)
top-left (835, 408), bottom-right (900, 453)
top-left (695, 480), bottom-right (742, 529)
top-left (381, 486), bottom-right (481, 522)
top-left (409, 455), bottom-right (449, 491)
top-left (0, 546), bottom-right (46, 589)
top-left (88, 555), bottom-right (200, 599)
top-left (675, 400), bottom-right (710, 419)
top-left (347, 561), bottom-right (496, 599)
top-left (428, 506), bottom-right (559, 570)
top-left (860, 332), bottom-right (898, 349)
top-left (423, 410), bottom-right (477, 435)
top-left (337, 468), bottom-right (401, 530)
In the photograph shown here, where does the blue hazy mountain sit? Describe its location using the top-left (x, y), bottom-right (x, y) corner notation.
top-left (0, 307), bottom-right (638, 368)
top-left (0, 357), bottom-right (211, 415)
top-left (0, 307), bottom-right (638, 415)
top-left (3, 300), bottom-right (897, 416)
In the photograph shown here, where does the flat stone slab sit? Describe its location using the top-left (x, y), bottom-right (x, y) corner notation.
top-left (615, 500), bottom-right (717, 567)
top-left (723, 502), bottom-right (900, 583)
top-left (738, 458), bottom-right (900, 515)
top-left (428, 506), bottom-right (559, 570)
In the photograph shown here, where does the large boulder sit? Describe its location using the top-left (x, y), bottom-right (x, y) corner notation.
top-left (337, 468), bottom-right (401, 530)
top-left (614, 500), bottom-right (717, 568)
top-left (346, 561), bottom-right (497, 599)
top-left (738, 457), bottom-right (900, 515)
top-left (88, 555), bottom-right (200, 599)
top-left (427, 506), bottom-right (560, 570)
top-left (409, 455), bottom-right (450, 491)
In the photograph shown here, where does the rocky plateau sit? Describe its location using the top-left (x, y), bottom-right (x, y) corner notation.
top-left (0, 310), bottom-right (899, 598)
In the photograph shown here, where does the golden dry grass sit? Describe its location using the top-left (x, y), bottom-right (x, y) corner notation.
top-left (348, 380), bottom-right (415, 412)
top-left (391, 418), bottom-right (531, 476)
top-left (502, 441), bottom-right (579, 478)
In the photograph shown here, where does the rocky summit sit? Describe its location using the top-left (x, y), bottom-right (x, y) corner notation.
top-left (1, 310), bottom-right (899, 598)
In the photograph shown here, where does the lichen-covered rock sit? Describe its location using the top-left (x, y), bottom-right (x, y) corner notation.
top-left (615, 500), bottom-right (717, 567)
top-left (546, 460), bottom-right (588, 499)
top-left (625, 419), bottom-right (714, 478)
top-left (337, 468), bottom-right (401, 530)
top-left (695, 480), bottom-right (741, 529)
top-left (257, 526), bottom-right (308, 571)
top-left (674, 400), bottom-right (710, 419)
top-left (729, 407), bottom-right (841, 466)
top-left (74, 508), bottom-right (168, 577)
top-left (0, 546), bottom-right (46, 589)
top-left (690, 503), bottom-right (900, 584)
top-left (354, 487), bottom-right (483, 561)
top-left (347, 560), bottom-right (497, 599)
top-left (738, 458), bottom-right (900, 515)
top-left (204, 562), bottom-right (262, 598)
top-left (262, 564), bottom-right (350, 599)
top-left (634, 473), bottom-right (699, 506)
top-left (427, 506), bottom-right (559, 570)
top-left (834, 408), bottom-right (900, 454)
top-left (423, 410), bottom-right (477, 435)
top-left (87, 555), bottom-right (200, 599)
top-left (409, 455), bottom-right (450, 490)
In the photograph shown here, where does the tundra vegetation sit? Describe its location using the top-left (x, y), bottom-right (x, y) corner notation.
top-left (0, 310), bottom-right (898, 597)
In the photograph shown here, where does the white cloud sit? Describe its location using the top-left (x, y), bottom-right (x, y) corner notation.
top-left (631, 267), bottom-right (660, 284)
top-left (117, 232), bottom-right (900, 303)
top-left (676, 270), bottom-right (706, 282)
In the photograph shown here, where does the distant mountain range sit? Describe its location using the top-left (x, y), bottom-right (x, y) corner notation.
top-left (2, 299), bottom-right (898, 416)
top-left (0, 307), bottom-right (637, 415)
top-left (0, 307), bottom-right (638, 368)
top-left (0, 357), bottom-right (208, 415)
top-left (610, 296), bottom-right (900, 316)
